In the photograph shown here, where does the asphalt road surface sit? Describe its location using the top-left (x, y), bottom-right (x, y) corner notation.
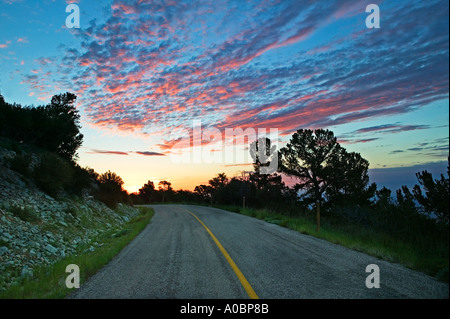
top-left (69, 204), bottom-right (449, 299)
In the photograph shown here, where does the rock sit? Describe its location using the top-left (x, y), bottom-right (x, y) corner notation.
top-left (1, 236), bottom-right (10, 243)
top-left (0, 148), bottom-right (143, 292)
top-left (44, 244), bottom-right (58, 255)
top-left (58, 220), bottom-right (68, 227)
top-left (84, 246), bottom-right (95, 253)
top-left (2, 232), bottom-right (13, 240)
top-left (21, 265), bottom-right (32, 277)
top-left (0, 246), bottom-right (9, 256)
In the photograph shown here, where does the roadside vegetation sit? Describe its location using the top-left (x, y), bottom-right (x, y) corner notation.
top-left (0, 93), bottom-right (129, 208)
top-left (132, 131), bottom-right (449, 283)
top-left (214, 204), bottom-right (448, 282)
top-left (1, 92), bottom-right (448, 285)
top-left (0, 206), bottom-right (153, 299)
top-left (0, 93), bottom-right (153, 297)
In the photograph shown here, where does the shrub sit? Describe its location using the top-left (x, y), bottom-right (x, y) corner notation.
top-left (10, 205), bottom-right (41, 223)
top-left (94, 171), bottom-right (127, 208)
top-left (33, 152), bottom-right (73, 197)
top-left (66, 165), bottom-right (95, 196)
top-left (9, 153), bottom-right (32, 177)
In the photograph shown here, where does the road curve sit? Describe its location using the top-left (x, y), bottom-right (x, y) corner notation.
top-left (69, 204), bottom-right (449, 299)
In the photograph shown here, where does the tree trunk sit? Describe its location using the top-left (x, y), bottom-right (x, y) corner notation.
top-left (315, 199), bottom-right (320, 232)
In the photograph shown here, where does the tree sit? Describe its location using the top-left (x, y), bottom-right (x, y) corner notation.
top-left (139, 181), bottom-right (156, 203)
top-left (0, 92), bottom-right (83, 161)
top-left (158, 180), bottom-right (173, 202)
top-left (396, 186), bottom-right (417, 212)
top-left (278, 129), bottom-right (340, 231)
top-left (208, 173), bottom-right (229, 204)
top-left (325, 148), bottom-right (376, 206)
top-left (194, 184), bottom-right (212, 202)
top-left (208, 173), bottom-right (228, 189)
top-left (247, 171), bottom-right (292, 209)
top-left (413, 158), bottom-right (449, 224)
top-left (98, 170), bottom-right (124, 188)
top-left (45, 92), bottom-right (84, 161)
top-left (96, 170), bottom-right (127, 208)
top-left (33, 152), bottom-right (73, 197)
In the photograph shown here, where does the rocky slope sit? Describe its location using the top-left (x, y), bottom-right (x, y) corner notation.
top-left (0, 147), bottom-right (140, 293)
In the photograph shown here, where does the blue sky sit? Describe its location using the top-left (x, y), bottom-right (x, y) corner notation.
top-left (0, 0), bottom-right (448, 192)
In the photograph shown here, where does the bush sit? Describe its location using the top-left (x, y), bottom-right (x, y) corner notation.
top-left (66, 164), bottom-right (95, 196)
top-left (9, 153), bottom-right (32, 177)
top-left (10, 205), bottom-right (41, 223)
top-left (33, 152), bottom-right (73, 197)
top-left (94, 170), bottom-right (129, 208)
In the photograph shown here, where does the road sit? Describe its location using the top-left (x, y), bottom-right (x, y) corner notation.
top-left (69, 204), bottom-right (449, 299)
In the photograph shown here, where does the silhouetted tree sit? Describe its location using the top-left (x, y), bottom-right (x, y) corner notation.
top-left (96, 170), bottom-right (127, 208)
top-left (158, 180), bottom-right (173, 202)
top-left (194, 184), bottom-right (212, 202)
top-left (174, 189), bottom-right (196, 203)
top-left (325, 148), bottom-right (377, 207)
top-left (278, 129), bottom-right (340, 230)
top-left (413, 158), bottom-right (449, 224)
top-left (67, 164), bottom-right (97, 196)
top-left (208, 173), bottom-right (229, 204)
top-left (139, 180), bottom-right (156, 203)
top-left (396, 186), bottom-right (417, 214)
top-left (0, 92), bottom-right (83, 161)
top-left (33, 152), bottom-right (73, 197)
top-left (45, 92), bottom-right (83, 161)
top-left (209, 173), bottom-right (228, 189)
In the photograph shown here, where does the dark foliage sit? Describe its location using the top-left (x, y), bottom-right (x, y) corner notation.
top-left (94, 170), bottom-right (129, 208)
top-left (0, 92), bottom-right (83, 161)
top-left (413, 158), bottom-right (449, 225)
top-left (1, 93), bottom-right (128, 207)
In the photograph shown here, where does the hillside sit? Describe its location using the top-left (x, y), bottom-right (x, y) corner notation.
top-left (0, 146), bottom-right (140, 293)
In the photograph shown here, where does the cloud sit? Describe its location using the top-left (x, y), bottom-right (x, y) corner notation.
top-left (0, 40), bottom-right (11, 49)
top-left (384, 137), bottom-right (449, 158)
top-left (353, 124), bottom-right (431, 135)
top-left (389, 150), bottom-right (405, 154)
top-left (87, 149), bottom-right (129, 155)
top-left (1, 0), bottom-right (24, 4)
top-left (338, 138), bottom-right (380, 145)
top-left (86, 149), bottom-right (167, 156)
top-left (134, 151), bottom-right (166, 157)
top-left (19, 0), bottom-right (449, 146)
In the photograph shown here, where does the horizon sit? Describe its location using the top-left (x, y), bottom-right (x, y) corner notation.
top-left (1, 0), bottom-right (448, 193)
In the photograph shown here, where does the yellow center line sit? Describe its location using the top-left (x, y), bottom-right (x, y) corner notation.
top-left (180, 207), bottom-right (259, 299)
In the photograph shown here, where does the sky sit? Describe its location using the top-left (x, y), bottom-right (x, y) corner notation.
top-left (0, 0), bottom-right (448, 193)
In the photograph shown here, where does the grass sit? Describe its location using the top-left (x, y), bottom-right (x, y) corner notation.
top-left (0, 206), bottom-right (154, 299)
top-left (10, 205), bottom-right (41, 224)
top-left (214, 204), bottom-right (449, 283)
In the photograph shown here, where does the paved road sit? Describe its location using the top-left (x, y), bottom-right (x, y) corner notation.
top-left (69, 205), bottom-right (449, 299)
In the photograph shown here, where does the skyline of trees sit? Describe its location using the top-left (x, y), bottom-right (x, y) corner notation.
top-left (0, 92), bottom-right (83, 161)
top-left (0, 92), bottom-right (448, 225)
